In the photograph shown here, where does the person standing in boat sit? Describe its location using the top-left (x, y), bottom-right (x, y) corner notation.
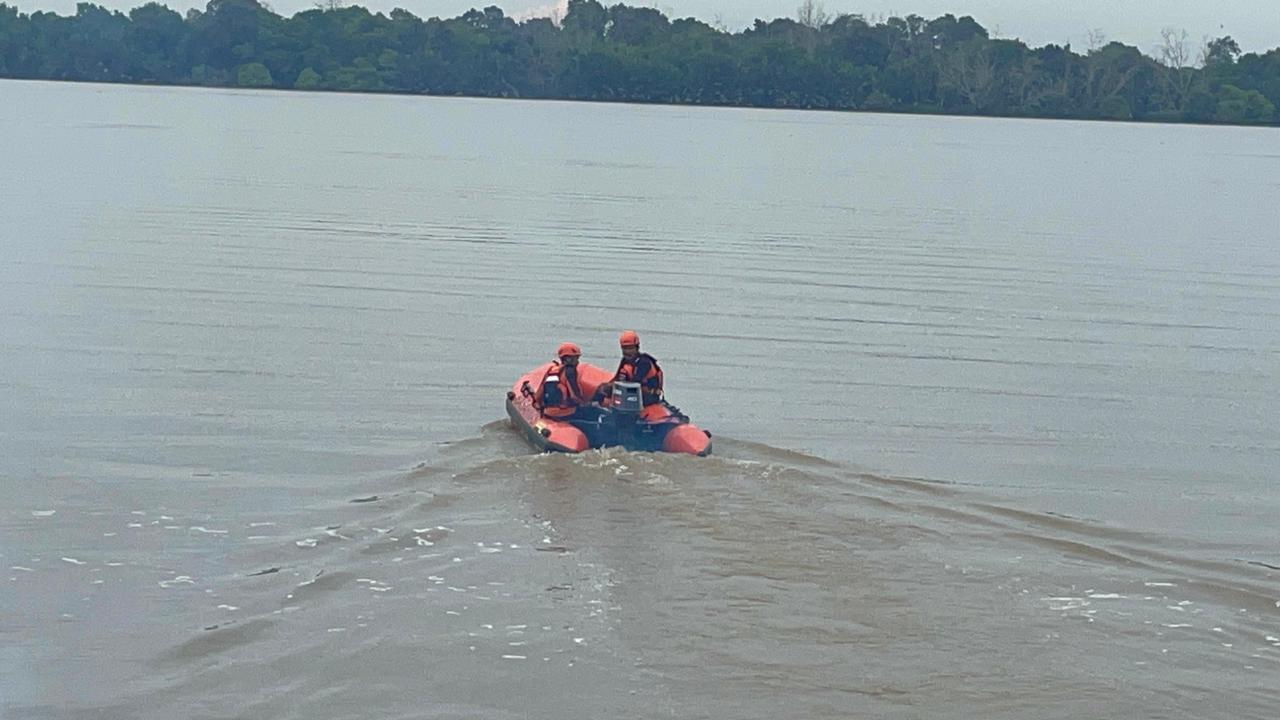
top-left (534, 342), bottom-right (588, 419)
top-left (594, 330), bottom-right (664, 407)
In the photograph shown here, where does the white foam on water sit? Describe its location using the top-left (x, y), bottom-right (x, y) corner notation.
top-left (249, 522), bottom-right (275, 527)
top-left (501, 655), bottom-right (526, 660)
top-left (217, 604), bottom-right (238, 611)
top-left (1162, 623), bottom-right (1192, 628)
top-left (1087, 593), bottom-right (1124, 599)
top-left (190, 527), bottom-right (228, 534)
top-left (159, 575), bottom-right (195, 588)
top-left (296, 539), bottom-right (318, 548)
top-left (31, 510), bottom-right (56, 517)
top-left (11, 567), bottom-right (34, 572)
top-left (1144, 582), bottom-right (1176, 587)
top-left (61, 558), bottom-right (86, 565)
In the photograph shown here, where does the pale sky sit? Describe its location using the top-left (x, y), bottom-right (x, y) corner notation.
top-left (18, 0), bottom-right (1280, 54)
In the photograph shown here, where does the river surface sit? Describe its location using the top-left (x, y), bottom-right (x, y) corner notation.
top-left (1, 79), bottom-right (1277, 719)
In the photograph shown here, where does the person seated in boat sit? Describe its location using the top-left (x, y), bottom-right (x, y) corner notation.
top-left (534, 342), bottom-right (589, 420)
top-left (593, 330), bottom-right (664, 407)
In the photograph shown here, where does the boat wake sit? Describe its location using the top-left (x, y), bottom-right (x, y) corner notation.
top-left (101, 420), bottom-right (1280, 720)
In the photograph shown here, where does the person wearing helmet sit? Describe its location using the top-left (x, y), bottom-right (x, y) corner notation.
top-left (594, 330), bottom-right (664, 406)
top-left (534, 342), bottom-right (587, 419)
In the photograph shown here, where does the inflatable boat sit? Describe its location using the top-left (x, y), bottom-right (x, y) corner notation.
top-left (505, 361), bottom-right (712, 456)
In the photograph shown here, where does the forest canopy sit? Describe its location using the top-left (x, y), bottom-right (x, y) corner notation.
top-left (1, 0), bottom-right (1277, 124)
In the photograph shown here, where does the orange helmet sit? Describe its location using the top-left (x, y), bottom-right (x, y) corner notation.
top-left (556, 341), bottom-right (581, 359)
top-left (618, 330), bottom-right (640, 347)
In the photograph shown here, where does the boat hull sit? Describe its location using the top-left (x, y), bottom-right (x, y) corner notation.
top-left (507, 362), bottom-right (711, 456)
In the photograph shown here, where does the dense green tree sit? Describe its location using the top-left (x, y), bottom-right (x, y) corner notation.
top-left (1214, 84), bottom-right (1276, 123)
top-left (561, 0), bottom-right (606, 43)
top-left (57, 4), bottom-right (131, 80)
top-left (1, 4), bottom-right (27, 75)
top-left (294, 64), bottom-right (319, 88)
top-left (607, 5), bottom-right (668, 46)
top-left (1204, 36), bottom-right (1242, 67)
top-left (125, 3), bottom-right (184, 81)
top-left (235, 59), bottom-right (269, 85)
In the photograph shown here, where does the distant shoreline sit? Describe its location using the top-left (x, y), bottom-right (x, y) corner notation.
top-left (2, 1), bottom-right (1276, 128)
top-left (5, 76), bottom-right (1273, 131)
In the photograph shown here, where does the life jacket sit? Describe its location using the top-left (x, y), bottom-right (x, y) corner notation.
top-left (534, 362), bottom-right (584, 418)
top-left (614, 352), bottom-right (664, 406)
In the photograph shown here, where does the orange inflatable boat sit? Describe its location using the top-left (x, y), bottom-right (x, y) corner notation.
top-left (505, 361), bottom-right (712, 456)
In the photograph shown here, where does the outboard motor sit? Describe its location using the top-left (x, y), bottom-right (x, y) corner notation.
top-left (610, 381), bottom-right (643, 424)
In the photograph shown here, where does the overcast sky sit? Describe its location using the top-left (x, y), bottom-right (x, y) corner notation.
top-left (20, 0), bottom-right (1280, 54)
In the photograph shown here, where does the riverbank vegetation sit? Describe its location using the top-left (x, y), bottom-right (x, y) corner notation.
top-left (1, 0), bottom-right (1277, 124)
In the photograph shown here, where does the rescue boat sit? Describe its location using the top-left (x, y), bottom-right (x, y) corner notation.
top-left (505, 361), bottom-right (712, 456)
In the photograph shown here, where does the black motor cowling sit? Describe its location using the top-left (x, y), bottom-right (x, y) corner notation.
top-left (610, 381), bottom-right (643, 421)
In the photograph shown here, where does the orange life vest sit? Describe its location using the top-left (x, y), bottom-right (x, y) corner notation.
top-left (614, 353), bottom-right (664, 405)
top-left (534, 362), bottom-right (584, 418)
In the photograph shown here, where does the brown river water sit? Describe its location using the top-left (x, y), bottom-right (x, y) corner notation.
top-left (1, 79), bottom-right (1278, 719)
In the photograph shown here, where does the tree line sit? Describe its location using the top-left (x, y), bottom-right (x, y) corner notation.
top-left (1, 0), bottom-right (1277, 124)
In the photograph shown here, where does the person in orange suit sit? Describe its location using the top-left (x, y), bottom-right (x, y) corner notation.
top-left (593, 330), bottom-right (664, 408)
top-left (535, 342), bottom-right (587, 419)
